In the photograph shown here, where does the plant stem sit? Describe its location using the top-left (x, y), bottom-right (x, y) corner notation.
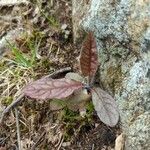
top-left (87, 76), bottom-right (90, 87)
top-left (15, 108), bottom-right (21, 150)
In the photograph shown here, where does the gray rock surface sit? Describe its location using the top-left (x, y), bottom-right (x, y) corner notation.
top-left (0, 28), bottom-right (24, 56)
top-left (0, 0), bottom-right (29, 6)
top-left (72, 0), bottom-right (150, 149)
top-left (0, 2), bottom-right (29, 56)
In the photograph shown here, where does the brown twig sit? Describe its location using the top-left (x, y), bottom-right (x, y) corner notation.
top-left (15, 108), bottom-right (21, 150)
top-left (0, 67), bottom-right (72, 124)
top-left (0, 94), bottom-right (24, 124)
top-left (44, 67), bottom-right (72, 79)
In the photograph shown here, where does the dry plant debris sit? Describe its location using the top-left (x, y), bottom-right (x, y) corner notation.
top-left (0, 0), bottom-right (120, 149)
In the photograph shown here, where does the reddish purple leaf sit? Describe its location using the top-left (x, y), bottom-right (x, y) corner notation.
top-left (79, 32), bottom-right (98, 77)
top-left (0, 147), bottom-right (6, 150)
top-left (23, 78), bottom-right (83, 100)
top-left (92, 87), bottom-right (119, 127)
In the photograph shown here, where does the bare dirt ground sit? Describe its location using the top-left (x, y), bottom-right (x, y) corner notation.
top-left (0, 1), bottom-right (120, 149)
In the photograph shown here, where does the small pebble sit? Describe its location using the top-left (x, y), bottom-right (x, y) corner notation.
top-left (61, 24), bottom-right (67, 30)
top-left (62, 142), bottom-right (71, 147)
top-left (80, 108), bottom-right (86, 117)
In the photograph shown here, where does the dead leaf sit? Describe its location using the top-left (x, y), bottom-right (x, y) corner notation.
top-left (79, 32), bottom-right (98, 77)
top-left (49, 89), bottom-right (91, 111)
top-left (67, 89), bottom-right (91, 111)
top-left (92, 87), bottom-right (119, 127)
top-left (23, 78), bottom-right (83, 100)
top-left (115, 133), bottom-right (125, 150)
top-left (65, 72), bottom-right (84, 82)
top-left (0, 147), bottom-right (6, 150)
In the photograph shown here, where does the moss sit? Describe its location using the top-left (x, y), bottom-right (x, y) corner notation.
top-left (1, 96), bottom-right (13, 106)
top-left (60, 102), bottom-right (95, 141)
top-left (86, 101), bottom-right (94, 115)
top-left (106, 65), bottom-right (123, 93)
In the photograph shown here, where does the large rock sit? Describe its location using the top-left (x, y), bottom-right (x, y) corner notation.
top-left (72, 0), bottom-right (150, 149)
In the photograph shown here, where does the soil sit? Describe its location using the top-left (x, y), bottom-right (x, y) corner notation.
top-left (0, 1), bottom-right (120, 149)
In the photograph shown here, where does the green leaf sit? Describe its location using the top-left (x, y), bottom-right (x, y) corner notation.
top-left (7, 41), bottom-right (31, 67)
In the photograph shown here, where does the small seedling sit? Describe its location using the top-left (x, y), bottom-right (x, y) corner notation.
top-left (23, 32), bottom-right (119, 127)
top-left (6, 34), bottom-right (42, 68)
top-left (7, 40), bottom-right (32, 68)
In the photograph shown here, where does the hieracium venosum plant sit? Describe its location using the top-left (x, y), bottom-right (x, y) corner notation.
top-left (23, 32), bottom-right (119, 127)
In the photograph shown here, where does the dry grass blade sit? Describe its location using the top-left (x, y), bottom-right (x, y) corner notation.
top-left (30, 131), bottom-right (46, 150)
top-left (79, 32), bottom-right (98, 77)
